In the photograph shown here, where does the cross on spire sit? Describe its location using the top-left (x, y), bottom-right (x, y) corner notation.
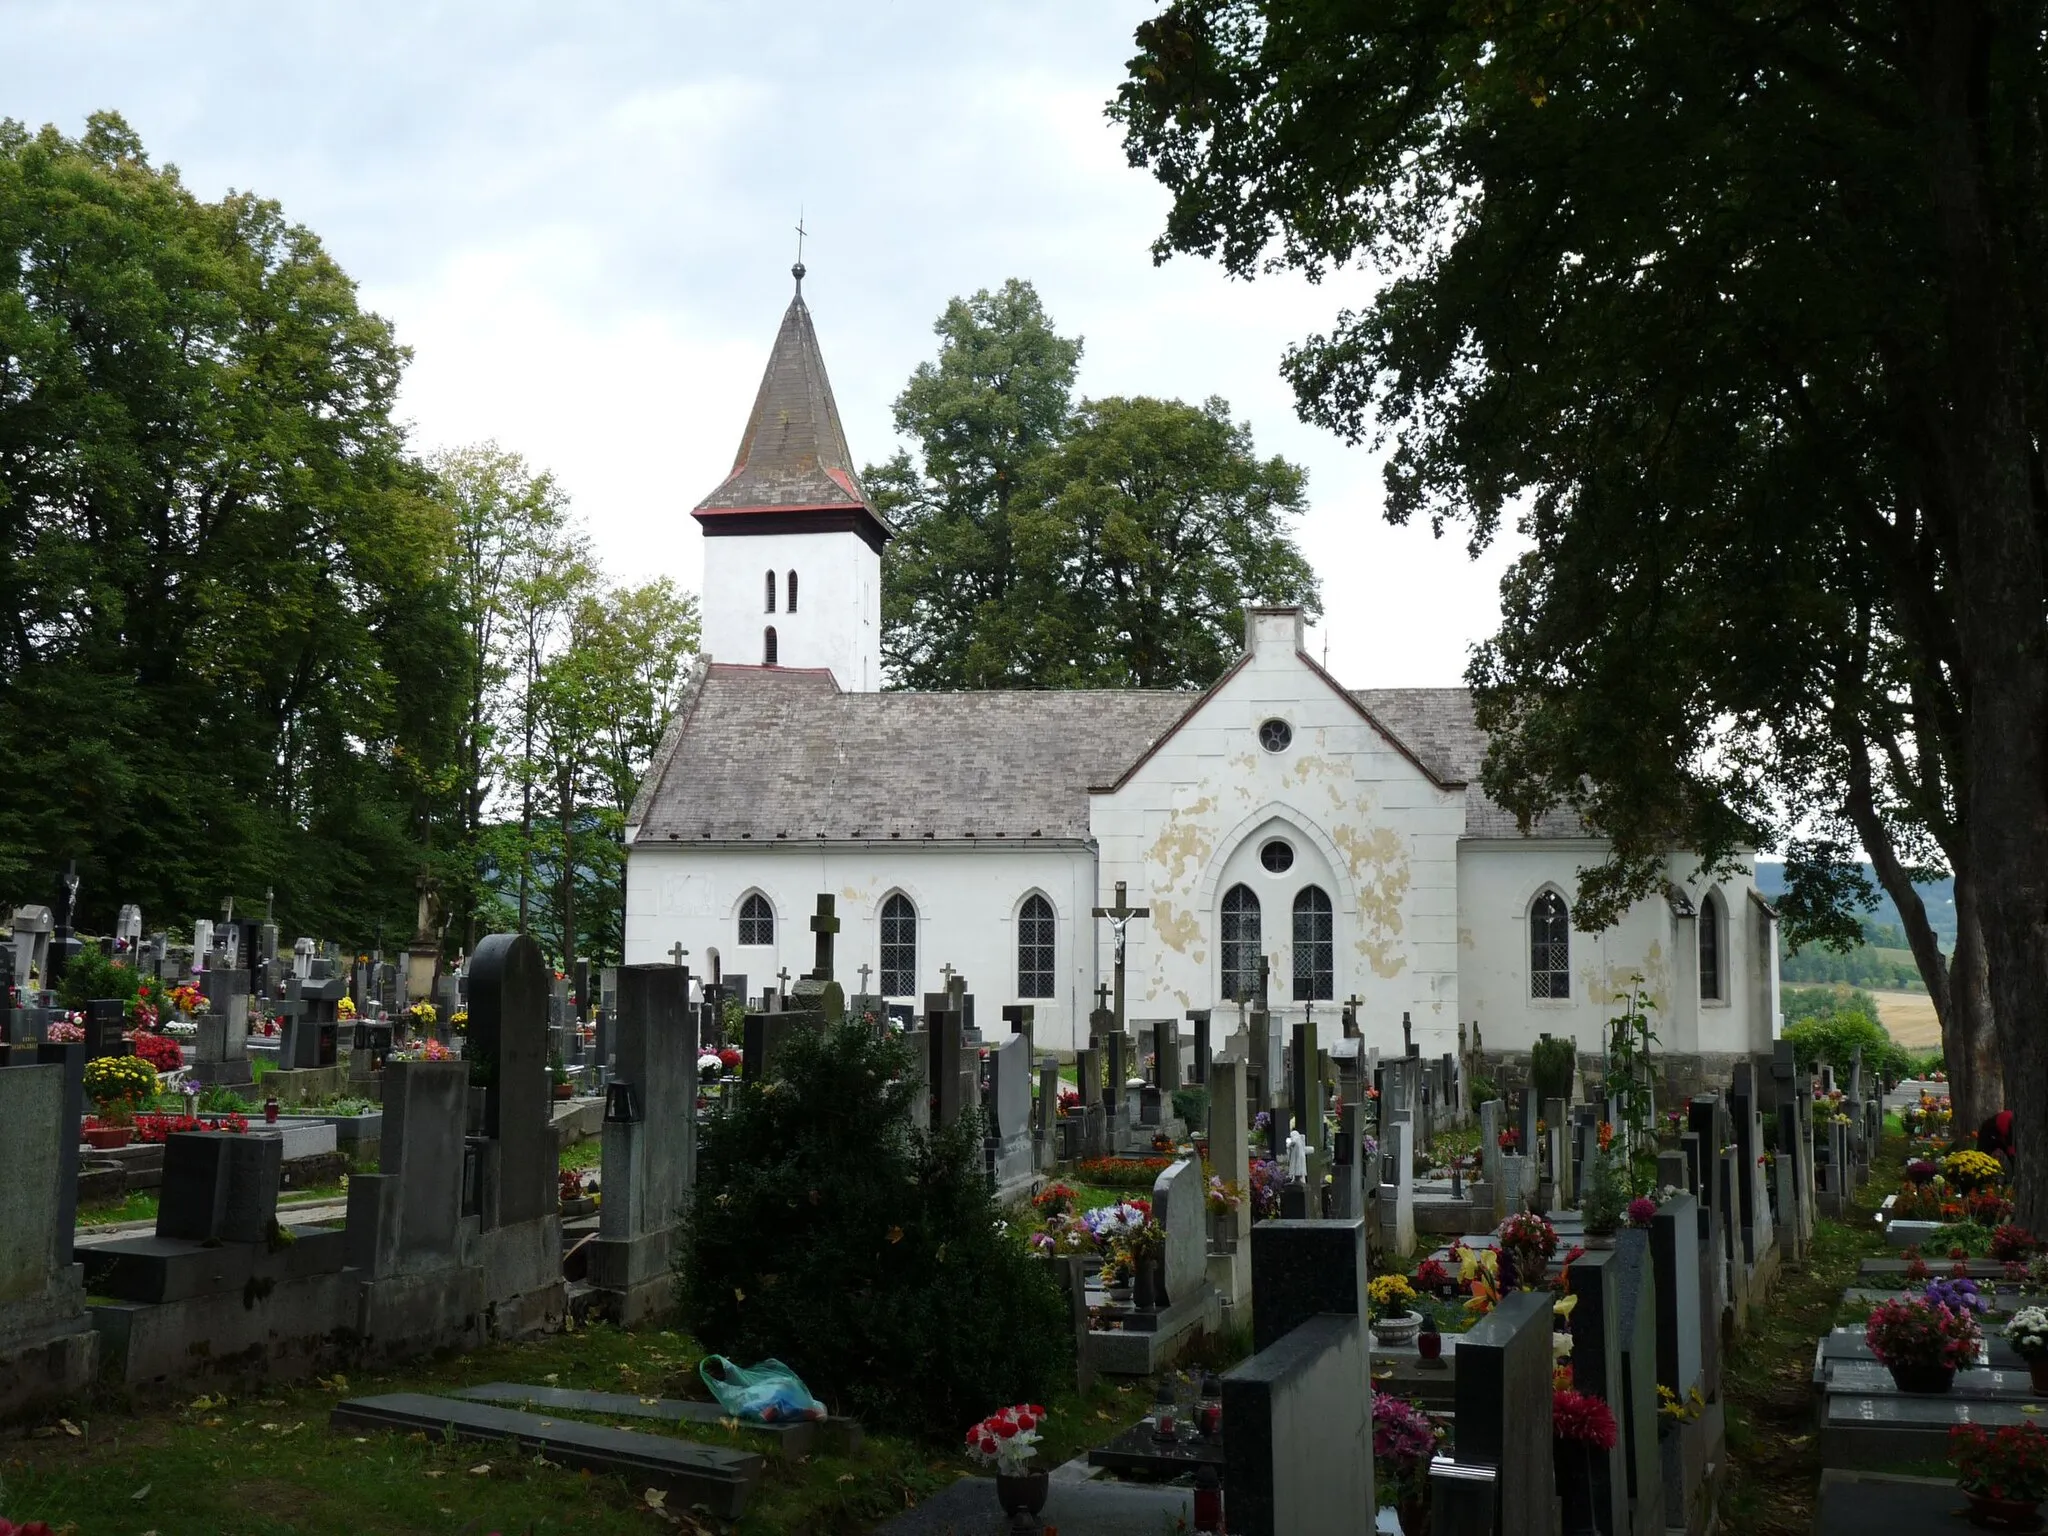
top-left (792, 210), bottom-right (808, 293)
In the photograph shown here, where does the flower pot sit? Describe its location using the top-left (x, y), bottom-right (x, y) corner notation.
top-left (1134, 1258), bottom-right (1159, 1311)
top-left (1397, 1498), bottom-right (1431, 1536)
top-left (2031, 1358), bottom-right (2048, 1397)
top-left (1372, 1312), bottom-right (1423, 1348)
top-left (552, 1082), bottom-right (573, 1100)
top-left (1886, 1362), bottom-right (1957, 1394)
top-left (83, 1126), bottom-right (132, 1150)
top-left (1963, 1492), bottom-right (2043, 1532)
top-left (994, 1468), bottom-right (1049, 1520)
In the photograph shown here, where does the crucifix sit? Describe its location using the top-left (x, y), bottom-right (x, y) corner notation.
top-left (1303, 999), bottom-right (1316, 1027)
top-left (857, 962), bottom-right (873, 994)
top-left (808, 894), bottom-right (840, 981)
top-left (668, 941), bottom-right (689, 968)
top-left (1091, 880), bottom-right (1150, 1033)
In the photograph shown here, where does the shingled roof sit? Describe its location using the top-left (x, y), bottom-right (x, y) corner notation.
top-left (630, 667), bottom-right (1591, 844)
top-left (691, 282), bottom-right (893, 537)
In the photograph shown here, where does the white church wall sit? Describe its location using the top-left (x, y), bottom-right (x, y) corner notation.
top-left (699, 527), bottom-right (881, 692)
top-left (1091, 609), bottom-right (1465, 1061)
top-left (1456, 842), bottom-right (1768, 1056)
top-left (623, 842), bottom-right (1096, 1048)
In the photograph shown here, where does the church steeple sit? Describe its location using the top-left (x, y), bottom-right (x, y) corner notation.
top-left (691, 275), bottom-right (890, 552)
top-left (691, 272), bottom-right (887, 691)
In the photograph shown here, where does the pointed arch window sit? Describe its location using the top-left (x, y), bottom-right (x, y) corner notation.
top-left (881, 893), bottom-right (917, 997)
top-left (738, 893), bottom-right (774, 947)
top-left (765, 570), bottom-right (777, 612)
top-left (1220, 883), bottom-right (1262, 1003)
top-left (1699, 892), bottom-right (1723, 1001)
top-left (763, 626), bottom-right (778, 665)
top-left (786, 570), bottom-right (799, 612)
top-left (1292, 885), bottom-right (1334, 1001)
top-left (1530, 890), bottom-right (1570, 999)
top-left (1017, 893), bottom-right (1055, 998)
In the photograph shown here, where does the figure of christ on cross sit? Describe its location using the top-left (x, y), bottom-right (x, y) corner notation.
top-left (1091, 880), bottom-right (1150, 1033)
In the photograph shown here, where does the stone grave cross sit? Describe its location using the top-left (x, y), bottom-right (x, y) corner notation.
top-left (774, 966), bottom-right (791, 1000)
top-left (1091, 880), bottom-right (1149, 1030)
top-left (807, 894), bottom-right (839, 981)
top-left (667, 941), bottom-right (688, 968)
top-left (857, 962), bottom-right (873, 993)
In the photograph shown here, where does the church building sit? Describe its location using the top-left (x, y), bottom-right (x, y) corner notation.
top-left (623, 275), bottom-right (1783, 1066)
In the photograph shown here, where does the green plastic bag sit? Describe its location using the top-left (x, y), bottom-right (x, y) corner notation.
top-left (699, 1355), bottom-right (826, 1423)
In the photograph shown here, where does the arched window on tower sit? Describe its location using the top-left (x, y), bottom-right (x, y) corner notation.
top-left (763, 626), bottom-right (778, 665)
top-left (1017, 893), bottom-right (1055, 998)
top-left (1699, 891), bottom-right (1723, 1001)
top-left (881, 893), bottom-right (917, 996)
top-left (738, 893), bottom-right (774, 947)
top-left (786, 570), bottom-right (799, 612)
top-left (765, 570), bottom-right (776, 612)
top-left (1220, 883), bottom-right (1262, 1003)
top-left (1530, 890), bottom-right (1571, 999)
top-left (1292, 885), bottom-right (1333, 1001)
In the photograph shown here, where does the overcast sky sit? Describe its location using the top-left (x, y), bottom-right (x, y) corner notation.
top-left (6, 1), bottom-right (1527, 687)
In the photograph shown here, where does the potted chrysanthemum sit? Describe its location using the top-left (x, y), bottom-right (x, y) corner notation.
top-left (2005, 1307), bottom-right (2048, 1395)
top-left (1369, 1274), bottom-right (1422, 1347)
top-left (1866, 1294), bottom-right (1981, 1394)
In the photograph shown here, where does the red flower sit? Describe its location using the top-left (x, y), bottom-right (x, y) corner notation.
top-left (1552, 1389), bottom-right (1619, 1451)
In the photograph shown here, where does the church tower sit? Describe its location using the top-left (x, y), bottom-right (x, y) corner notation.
top-left (692, 264), bottom-right (890, 692)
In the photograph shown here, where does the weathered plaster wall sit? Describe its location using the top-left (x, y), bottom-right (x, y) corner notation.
top-left (1090, 610), bottom-right (1465, 1058)
top-left (1456, 843), bottom-right (1770, 1056)
top-left (622, 843), bottom-right (1095, 1047)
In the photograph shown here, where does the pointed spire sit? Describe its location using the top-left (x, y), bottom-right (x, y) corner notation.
top-left (691, 281), bottom-right (888, 554)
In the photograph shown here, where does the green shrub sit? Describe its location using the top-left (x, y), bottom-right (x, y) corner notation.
top-left (1783, 984), bottom-right (1883, 1028)
top-left (58, 946), bottom-right (140, 1011)
top-left (1468, 1075), bottom-right (1499, 1114)
top-left (1782, 1009), bottom-right (1911, 1084)
top-left (679, 1020), bottom-right (1071, 1440)
top-left (1172, 1085), bottom-right (1209, 1131)
top-left (1529, 1037), bottom-right (1576, 1105)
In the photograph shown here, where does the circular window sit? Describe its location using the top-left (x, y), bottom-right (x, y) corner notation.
top-left (1260, 839), bottom-right (1294, 874)
top-left (1258, 718), bottom-right (1292, 753)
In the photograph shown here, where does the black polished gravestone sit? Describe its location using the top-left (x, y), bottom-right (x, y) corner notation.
top-left (83, 998), bottom-right (129, 1060)
top-left (1247, 1218), bottom-right (1368, 1352)
top-left (156, 1130), bottom-right (283, 1245)
top-left (1455, 1289), bottom-right (1557, 1536)
top-left (1566, 1250), bottom-right (1630, 1536)
top-left (1612, 1230), bottom-right (1665, 1524)
top-left (465, 932), bottom-right (553, 1229)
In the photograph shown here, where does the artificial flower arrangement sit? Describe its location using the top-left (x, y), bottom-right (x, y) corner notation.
top-left (1498, 1211), bottom-right (1560, 1287)
top-left (963, 1404), bottom-right (1046, 1477)
top-left (406, 1001), bottom-right (438, 1031)
top-left (1552, 1385), bottom-right (1619, 1451)
top-left (1247, 1158), bottom-right (1285, 1222)
top-left (1029, 1216), bottom-right (1099, 1258)
top-left (1372, 1391), bottom-right (1440, 1512)
top-left (1865, 1295), bottom-right (1982, 1373)
top-left (1205, 1175), bottom-right (1244, 1215)
top-left (1949, 1422), bottom-right (2048, 1509)
top-left (719, 1045), bottom-right (742, 1073)
top-left (1057, 1085), bottom-right (1082, 1114)
top-left (168, 982), bottom-right (206, 1018)
top-left (128, 1031), bottom-right (183, 1074)
top-left (337, 995), bottom-right (357, 1021)
top-left (1496, 1126), bottom-right (1521, 1151)
top-left (1369, 1274), bottom-right (1418, 1321)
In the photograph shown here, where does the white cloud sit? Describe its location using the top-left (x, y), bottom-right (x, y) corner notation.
top-left (5, 0), bottom-right (1528, 686)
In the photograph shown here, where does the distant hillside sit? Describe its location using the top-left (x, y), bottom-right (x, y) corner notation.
top-left (1753, 860), bottom-right (1956, 948)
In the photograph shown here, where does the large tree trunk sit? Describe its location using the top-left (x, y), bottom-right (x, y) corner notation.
top-left (1946, 876), bottom-right (2000, 1131)
top-left (1920, 11), bottom-right (2048, 1229)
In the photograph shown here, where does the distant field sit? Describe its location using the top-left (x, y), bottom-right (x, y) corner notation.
top-left (1872, 989), bottom-right (1943, 1049)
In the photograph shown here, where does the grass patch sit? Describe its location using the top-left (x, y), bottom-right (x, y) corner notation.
top-left (77, 1181), bottom-right (353, 1231)
top-left (0, 1317), bottom-right (1153, 1535)
top-left (559, 1137), bottom-right (603, 1172)
top-left (1716, 1129), bottom-right (1903, 1536)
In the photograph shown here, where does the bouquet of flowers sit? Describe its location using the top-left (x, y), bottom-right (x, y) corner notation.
top-left (1033, 1183), bottom-right (1080, 1220)
top-left (1865, 1295), bottom-right (1981, 1373)
top-left (1944, 1149), bottom-right (2006, 1190)
top-left (1415, 1257), bottom-right (1453, 1294)
top-left (1057, 1086), bottom-right (1082, 1114)
top-left (1247, 1158), bottom-right (1285, 1222)
top-left (963, 1404), bottom-right (1045, 1476)
top-left (1950, 1422), bottom-right (2048, 1505)
top-left (1498, 1211), bottom-right (1559, 1288)
top-left (168, 982), bottom-right (206, 1019)
top-left (1497, 1126), bottom-right (1521, 1151)
top-left (406, 1001), bottom-right (438, 1031)
top-left (1372, 1392), bottom-right (1439, 1508)
top-left (2004, 1306), bottom-right (2048, 1362)
top-left (450, 1007), bottom-right (469, 1031)
top-left (1205, 1175), bottom-right (1244, 1214)
top-left (1029, 1216), bottom-right (1098, 1257)
top-left (698, 1051), bottom-right (725, 1082)
top-left (1626, 1196), bottom-right (1658, 1228)
top-left (337, 995), bottom-right (357, 1021)
top-left (1553, 1389), bottom-right (1619, 1450)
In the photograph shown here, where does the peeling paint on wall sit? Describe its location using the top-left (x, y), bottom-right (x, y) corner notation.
top-left (1152, 900), bottom-right (1204, 959)
top-left (1333, 817), bottom-right (1412, 977)
top-left (1146, 797), bottom-right (1216, 888)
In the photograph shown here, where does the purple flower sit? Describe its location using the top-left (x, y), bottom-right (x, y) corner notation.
top-left (1925, 1276), bottom-right (1990, 1315)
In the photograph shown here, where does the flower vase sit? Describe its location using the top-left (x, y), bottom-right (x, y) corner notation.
top-left (1134, 1258), bottom-right (1159, 1311)
top-left (1396, 1498), bottom-right (1431, 1536)
top-left (1886, 1362), bottom-right (1956, 1395)
top-left (1553, 1441), bottom-right (1601, 1536)
top-left (994, 1468), bottom-right (1048, 1527)
top-left (1963, 1492), bottom-right (2043, 1532)
top-left (2031, 1358), bottom-right (2048, 1397)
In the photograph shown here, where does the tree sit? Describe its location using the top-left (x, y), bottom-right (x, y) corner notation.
top-left (1013, 394), bottom-right (1319, 687)
top-left (1114, 5), bottom-right (2048, 1198)
top-left (875, 281), bottom-right (1321, 689)
top-left (874, 280), bottom-right (1082, 689)
top-left (0, 112), bottom-right (464, 944)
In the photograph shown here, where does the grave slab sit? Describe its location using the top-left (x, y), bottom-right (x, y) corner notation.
top-left (453, 1383), bottom-right (861, 1459)
top-left (1821, 1388), bottom-right (2042, 1468)
top-left (1813, 1470), bottom-right (1998, 1536)
top-left (877, 1473), bottom-right (1193, 1534)
top-left (330, 1393), bottom-right (763, 1518)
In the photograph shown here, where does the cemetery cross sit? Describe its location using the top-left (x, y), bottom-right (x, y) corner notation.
top-left (808, 893), bottom-right (839, 981)
top-left (668, 941), bottom-right (688, 968)
top-left (775, 966), bottom-right (791, 1000)
top-left (857, 962), bottom-right (873, 993)
top-left (1091, 879), bottom-right (1150, 1031)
